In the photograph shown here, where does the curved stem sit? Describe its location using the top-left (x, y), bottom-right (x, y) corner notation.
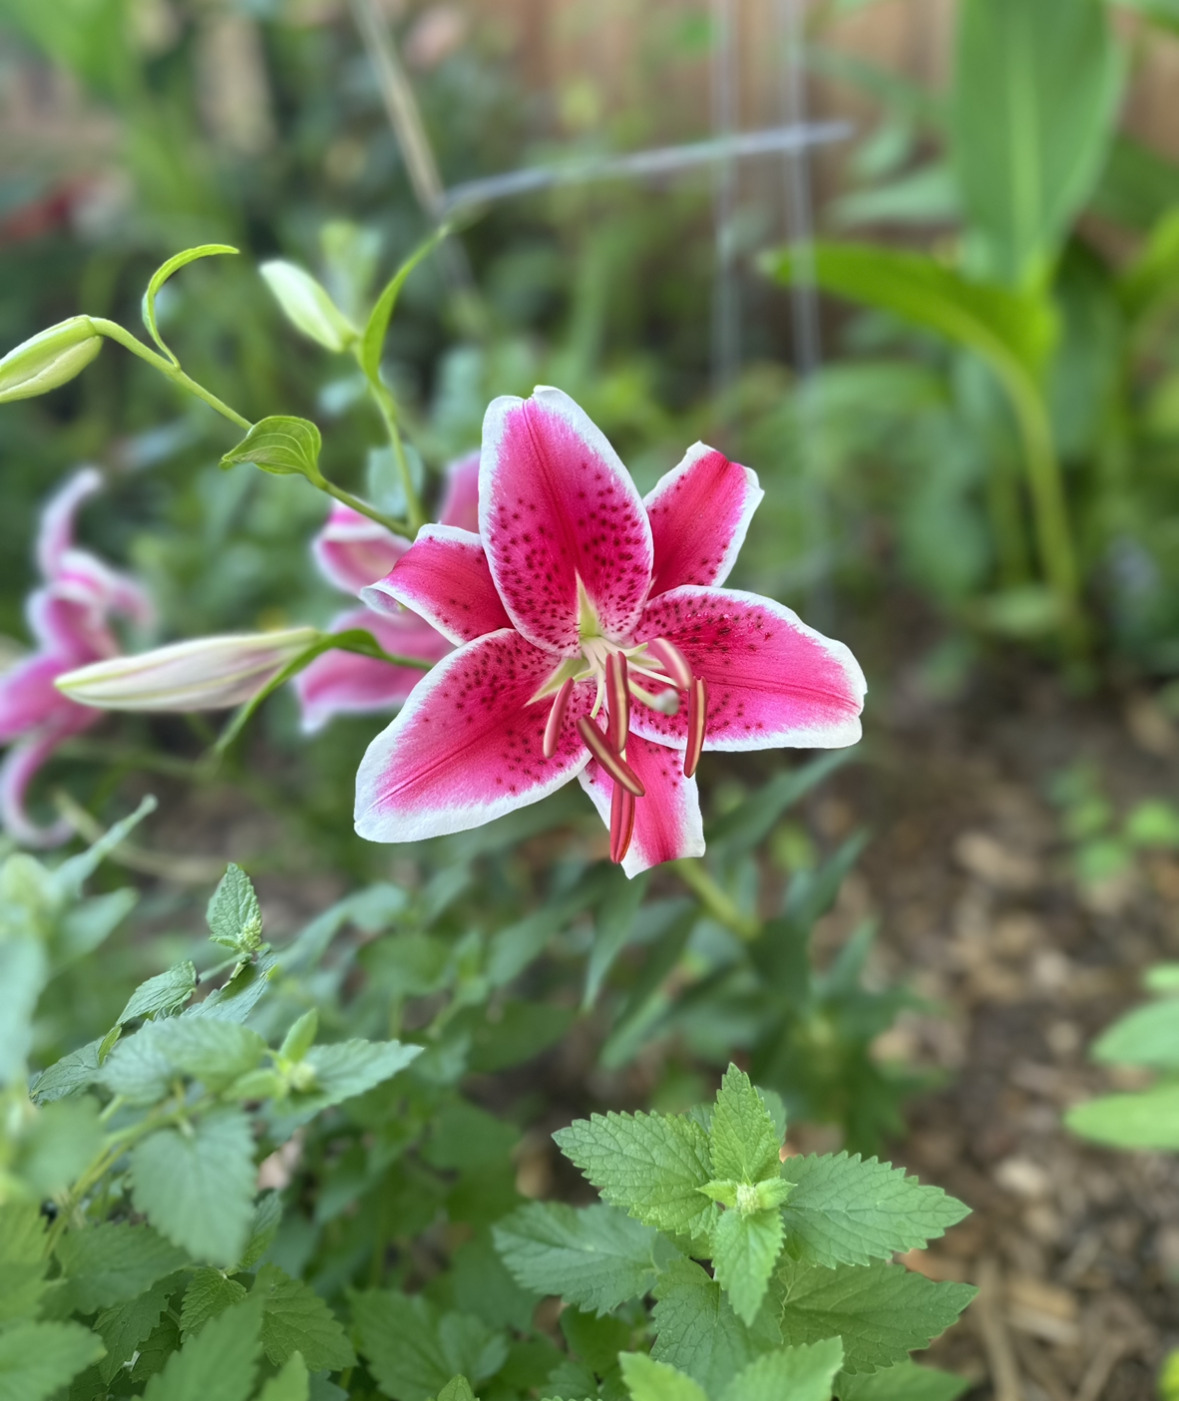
top-left (360, 357), bottom-right (425, 534)
top-left (321, 478), bottom-right (410, 536)
top-left (675, 859), bottom-right (760, 942)
top-left (90, 319), bottom-right (252, 430)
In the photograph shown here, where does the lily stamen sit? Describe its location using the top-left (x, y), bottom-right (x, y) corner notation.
top-left (542, 677), bottom-right (575, 760)
top-left (646, 637), bottom-right (693, 690)
top-left (684, 676), bottom-right (709, 778)
top-left (576, 716), bottom-right (645, 797)
top-left (606, 652), bottom-right (630, 754)
top-left (610, 782), bottom-right (637, 864)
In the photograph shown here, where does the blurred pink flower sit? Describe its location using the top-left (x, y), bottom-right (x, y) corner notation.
top-left (294, 453), bottom-right (479, 732)
top-left (0, 469), bottom-right (151, 845)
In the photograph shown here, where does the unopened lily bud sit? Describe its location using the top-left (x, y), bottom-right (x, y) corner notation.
top-left (0, 317), bottom-right (103, 403)
top-left (54, 627), bottom-right (319, 711)
top-left (260, 261), bottom-right (356, 352)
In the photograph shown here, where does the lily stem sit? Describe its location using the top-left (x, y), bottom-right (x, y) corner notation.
top-left (90, 319), bottom-right (252, 430)
top-left (358, 350), bottom-right (425, 535)
top-left (674, 859), bottom-right (760, 941)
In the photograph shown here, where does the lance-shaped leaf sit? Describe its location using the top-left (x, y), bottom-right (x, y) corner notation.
top-left (360, 226), bottom-right (448, 383)
top-left (261, 261), bottom-right (356, 352)
top-left (141, 245), bottom-right (238, 365)
top-left (221, 416), bottom-right (325, 482)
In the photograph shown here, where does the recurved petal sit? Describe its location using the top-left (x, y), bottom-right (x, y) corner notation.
top-left (479, 388), bottom-right (654, 655)
top-left (355, 628), bottom-right (594, 843)
top-left (0, 651), bottom-right (81, 743)
top-left (631, 586), bottom-right (866, 752)
top-left (438, 450), bottom-right (480, 533)
top-left (1, 715), bottom-right (98, 848)
top-left (577, 734), bottom-right (705, 878)
top-left (360, 525), bottom-right (511, 645)
top-left (35, 467), bottom-right (102, 579)
top-left (312, 504), bottom-right (410, 596)
top-left (644, 443), bottom-right (764, 595)
top-left (293, 607), bottom-right (451, 733)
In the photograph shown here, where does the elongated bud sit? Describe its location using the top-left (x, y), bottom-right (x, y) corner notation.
top-left (0, 317), bottom-right (102, 403)
top-left (55, 627), bottom-right (319, 711)
top-left (260, 261), bottom-right (356, 352)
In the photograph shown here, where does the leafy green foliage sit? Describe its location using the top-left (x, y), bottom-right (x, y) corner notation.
top-left (220, 418), bottom-right (325, 485)
top-left (206, 864), bottom-right (265, 954)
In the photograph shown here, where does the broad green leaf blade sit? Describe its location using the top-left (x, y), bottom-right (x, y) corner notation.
top-left (712, 1209), bottom-right (784, 1326)
top-left (951, 0), bottom-right (1124, 285)
top-left (837, 1359), bottom-right (971, 1400)
top-left (11, 1096), bottom-right (104, 1198)
top-left (1066, 1085), bottom-right (1179, 1149)
top-left (117, 961), bottom-right (197, 1024)
top-left (31, 1038), bottom-right (102, 1104)
top-left (779, 1154), bottom-right (969, 1268)
top-left (130, 1106), bottom-right (256, 1266)
top-left (775, 1261), bottom-right (977, 1374)
top-left (261, 261), bottom-right (356, 352)
top-left (141, 1297), bottom-right (263, 1401)
top-left (220, 417), bottom-right (324, 482)
top-left (650, 1259), bottom-right (758, 1397)
top-left (710, 1066), bottom-right (782, 1184)
top-left (141, 245), bottom-right (238, 364)
top-left (1091, 998), bottom-right (1179, 1069)
top-left (0, 936), bottom-right (47, 1083)
top-left (56, 1223), bottom-right (189, 1313)
top-left (722, 1340), bottom-right (844, 1401)
top-left (269, 1038), bottom-right (422, 1134)
top-left (493, 1202), bottom-right (675, 1316)
top-left (351, 1291), bottom-right (508, 1401)
top-left (619, 1353), bottom-right (708, 1401)
top-left (437, 1378), bottom-right (476, 1401)
top-left (361, 226), bottom-right (448, 382)
top-left (256, 1353), bottom-right (310, 1401)
top-left (95, 1275), bottom-right (182, 1384)
top-left (207, 865), bottom-right (263, 952)
top-left (553, 1112), bottom-right (716, 1244)
top-left (253, 1264), bottom-right (355, 1371)
top-left (0, 1202), bottom-right (50, 1322)
top-left (181, 1269), bottom-right (248, 1337)
top-left (0, 1320), bottom-right (104, 1401)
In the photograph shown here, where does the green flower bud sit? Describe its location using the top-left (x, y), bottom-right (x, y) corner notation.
top-left (0, 317), bottom-right (102, 403)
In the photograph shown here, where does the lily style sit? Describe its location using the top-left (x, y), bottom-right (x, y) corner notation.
top-left (354, 387), bottom-right (866, 876)
top-left (294, 453), bottom-right (479, 732)
top-left (0, 468), bottom-right (152, 846)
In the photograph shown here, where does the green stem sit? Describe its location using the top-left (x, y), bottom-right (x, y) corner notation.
top-left (361, 359), bottom-right (425, 534)
top-left (674, 859), bottom-right (760, 942)
top-left (90, 319), bottom-right (252, 430)
top-left (321, 477), bottom-right (410, 537)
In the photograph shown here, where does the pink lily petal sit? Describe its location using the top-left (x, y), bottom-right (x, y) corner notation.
top-left (0, 713), bottom-right (98, 848)
top-left (630, 586), bottom-right (866, 752)
top-left (294, 607), bottom-right (452, 733)
top-left (25, 586), bottom-right (111, 663)
top-left (36, 467), bottom-right (102, 578)
top-left (438, 451), bottom-right (480, 533)
top-left (0, 652), bottom-right (87, 744)
top-left (355, 628), bottom-right (594, 842)
top-left (480, 388), bottom-right (654, 655)
top-left (577, 734), bottom-right (705, 878)
top-left (361, 525), bottom-right (511, 645)
top-left (312, 504), bottom-right (411, 596)
top-left (644, 444), bottom-right (764, 596)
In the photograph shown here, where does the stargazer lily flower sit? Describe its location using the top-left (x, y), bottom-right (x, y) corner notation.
top-left (294, 453), bottom-right (478, 732)
top-left (0, 468), bottom-right (152, 846)
top-left (354, 387), bottom-right (866, 876)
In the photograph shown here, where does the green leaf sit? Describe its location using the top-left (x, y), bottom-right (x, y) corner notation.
top-left (181, 1269), bottom-right (248, 1336)
top-left (0, 1320), bottom-right (104, 1401)
top-left (31, 1038), bottom-right (102, 1103)
top-left (56, 1223), bottom-right (189, 1313)
top-left (270, 1039), bottom-right (421, 1133)
top-left (118, 961), bottom-right (198, 1024)
top-left (103, 1017), bottom-right (267, 1100)
top-left (206, 864), bottom-right (264, 951)
top-left (260, 261), bottom-right (356, 352)
top-left (0, 1202), bottom-right (49, 1322)
top-left (0, 936), bottom-right (47, 1083)
top-left (708, 752), bottom-right (852, 854)
top-left (95, 1275), bottom-right (182, 1383)
top-left (51, 795), bottom-right (157, 898)
top-left (221, 417), bottom-right (324, 483)
top-left (775, 1260), bottom-right (977, 1374)
top-left (493, 1202), bottom-right (676, 1316)
top-left (722, 1341), bottom-right (844, 1401)
top-left (951, 0), bottom-right (1124, 284)
top-left (257, 1354), bottom-right (311, 1401)
top-left (712, 1209), bottom-right (784, 1326)
top-left (130, 1106), bottom-right (256, 1266)
top-left (837, 1359), bottom-right (971, 1401)
top-left (360, 227), bottom-right (448, 383)
top-left (59, 887), bottom-right (138, 960)
top-left (11, 1096), bottom-right (104, 1198)
top-left (779, 1154), bottom-right (969, 1268)
top-left (710, 1066), bottom-right (782, 1184)
top-left (279, 1009), bottom-right (318, 1063)
top-left (141, 245), bottom-right (238, 365)
top-left (252, 1265), bottom-right (355, 1372)
top-left (141, 1297), bottom-right (263, 1401)
top-left (1091, 1000), bottom-right (1179, 1070)
top-left (554, 1111), bottom-right (716, 1245)
top-left (351, 1291), bottom-right (508, 1401)
top-left (239, 1192), bottom-right (283, 1272)
top-left (619, 1354), bottom-right (708, 1401)
top-left (436, 1378), bottom-right (476, 1401)
top-left (1066, 1085), bottom-right (1179, 1149)
top-left (650, 1259), bottom-right (759, 1397)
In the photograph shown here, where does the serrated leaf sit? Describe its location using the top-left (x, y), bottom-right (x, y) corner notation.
top-left (130, 1106), bottom-right (256, 1266)
top-left (493, 1203), bottom-right (676, 1316)
top-left (239, 1192), bottom-right (282, 1272)
top-left (12, 1096), bottom-right (104, 1198)
top-left (206, 865), bottom-right (264, 951)
top-left (102, 1017), bottom-right (267, 1101)
top-left (31, 1038), bottom-right (102, 1103)
top-left (261, 261), bottom-right (355, 352)
top-left (351, 1291), bottom-right (508, 1401)
top-left (836, 1359), bottom-right (971, 1401)
top-left (0, 1320), bottom-right (104, 1401)
top-left (710, 1067), bottom-right (782, 1184)
top-left (554, 1112), bottom-right (716, 1245)
top-left (56, 1223), bottom-right (189, 1313)
top-left (181, 1269), bottom-right (248, 1336)
top-left (619, 1353), bottom-right (708, 1401)
top-left (253, 1265), bottom-right (355, 1372)
top-left (118, 962), bottom-right (198, 1025)
top-left (650, 1259), bottom-right (759, 1397)
top-left (436, 1378), bottom-right (476, 1401)
top-left (141, 1297), bottom-right (263, 1401)
top-left (723, 1340), bottom-right (844, 1401)
top-left (360, 227), bottom-right (447, 382)
top-left (712, 1209), bottom-right (784, 1325)
top-left (775, 1260), bottom-right (977, 1374)
top-left (221, 417), bottom-right (324, 483)
top-left (95, 1275), bottom-right (182, 1383)
top-left (142, 245), bottom-right (238, 363)
top-left (0, 1202), bottom-right (49, 1322)
top-left (257, 1353), bottom-right (311, 1401)
top-left (779, 1154), bottom-right (969, 1268)
top-left (271, 1039), bottom-right (421, 1133)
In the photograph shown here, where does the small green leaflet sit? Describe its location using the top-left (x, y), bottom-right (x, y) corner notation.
top-left (711, 1208), bottom-right (784, 1326)
top-left (0, 1320), bottom-right (105, 1401)
top-left (220, 417), bottom-right (325, 484)
top-left (141, 1296), bottom-right (263, 1401)
top-left (779, 1154), bottom-right (969, 1267)
top-left (619, 1353), bottom-right (707, 1401)
top-left (724, 1341), bottom-right (845, 1401)
top-left (130, 1106), bottom-right (257, 1266)
top-left (493, 1202), bottom-right (677, 1316)
top-left (252, 1264), bottom-right (355, 1372)
top-left (141, 245), bottom-right (238, 365)
top-left (1092, 999), bottom-right (1179, 1070)
top-left (0, 1202), bottom-right (49, 1322)
top-left (709, 1067), bottom-right (784, 1185)
top-left (260, 261), bottom-right (356, 353)
top-left (837, 1359), bottom-right (971, 1401)
top-left (55, 1222), bottom-right (188, 1313)
top-left (351, 1291), bottom-right (509, 1401)
top-left (435, 1378), bottom-right (477, 1401)
top-left (95, 1275), bottom-right (183, 1382)
top-left (117, 961), bottom-right (198, 1025)
top-left (181, 1269), bottom-right (248, 1337)
top-left (360, 225), bottom-right (448, 383)
top-left (775, 1260), bottom-right (977, 1374)
top-left (257, 1353), bottom-right (311, 1401)
top-left (31, 1038), bottom-right (102, 1103)
top-left (206, 864), bottom-right (264, 952)
top-left (554, 1111), bottom-right (716, 1245)
top-left (1066, 1084), bottom-right (1179, 1150)
top-left (650, 1259), bottom-right (759, 1398)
